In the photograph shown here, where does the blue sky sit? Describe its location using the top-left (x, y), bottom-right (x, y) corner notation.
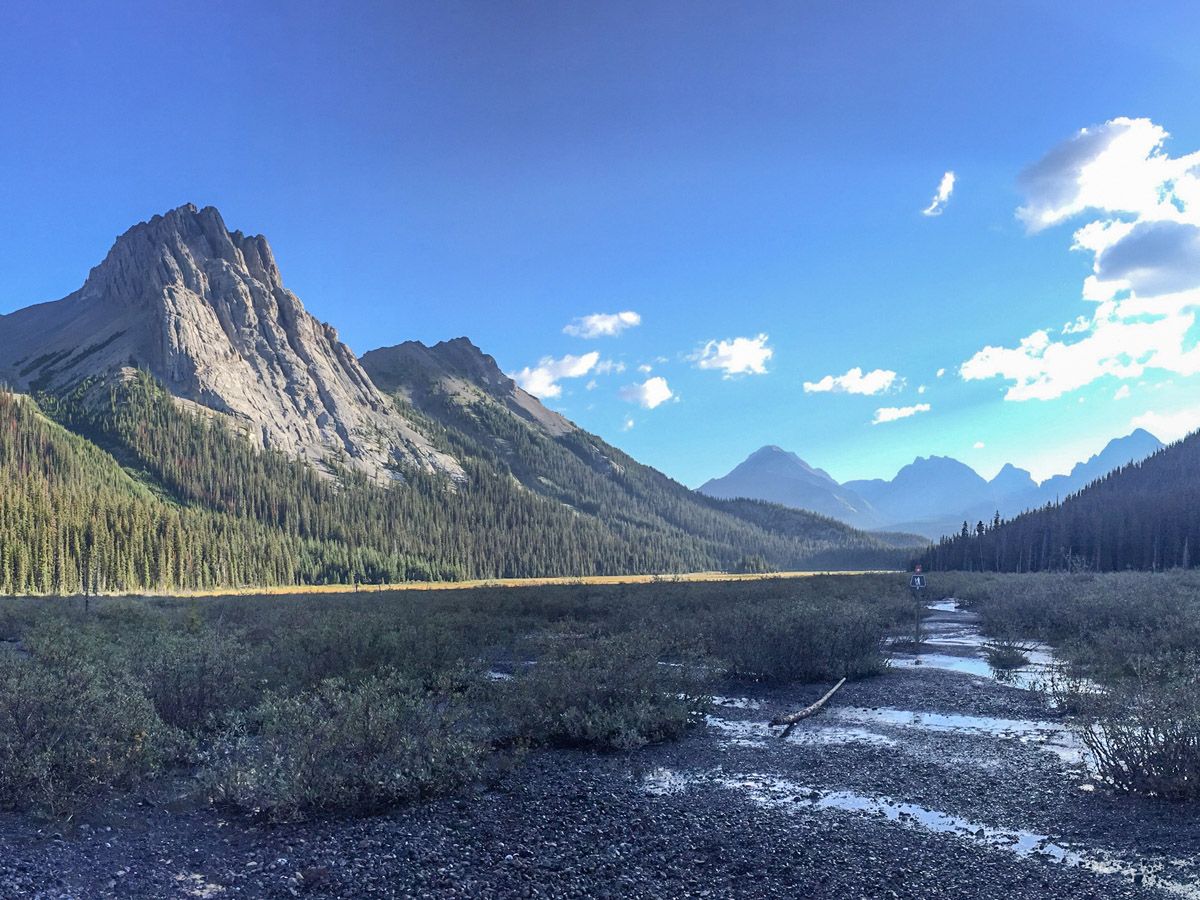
top-left (3, 1), bottom-right (1200, 485)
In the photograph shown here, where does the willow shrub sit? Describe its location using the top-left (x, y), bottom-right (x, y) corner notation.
top-left (0, 655), bottom-right (174, 816)
top-left (203, 669), bottom-right (483, 821)
top-left (494, 632), bottom-right (711, 752)
top-left (702, 597), bottom-right (887, 683)
top-left (1055, 654), bottom-right (1200, 800)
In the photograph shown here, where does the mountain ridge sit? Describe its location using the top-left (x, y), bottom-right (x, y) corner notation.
top-left (701, 430), bottom-right (1166, 540)
top-left (698, 445), bottom-right (880, 529)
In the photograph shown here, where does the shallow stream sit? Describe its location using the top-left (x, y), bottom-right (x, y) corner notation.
top-left (649, 598), bottom-right (1200, 898)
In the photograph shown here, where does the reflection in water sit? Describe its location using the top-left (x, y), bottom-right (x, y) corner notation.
top-left (704, 714), bottom-right (897, 750)
top-left (829, 707), bottom-right (1086, 764)
top-left (888, 599), bottom-right (1057, 690)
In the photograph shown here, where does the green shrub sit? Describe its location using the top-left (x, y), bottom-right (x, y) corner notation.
top-left (983, 640), bottom-right (1032, 671)
top-left (704, 598), bottom-right (886, 683)
top-left (497, 634), bottom-right (711, 751)
top-left (0, 656), bottom-right (172, 815)
top-left (1056, 654), bottom-right (1200, 800)
top-left (203, 670), bottom-right (482, 821)
top-left (22, 609), bottom-right (252, 733)
top-left (132, 626), bottom-right (252, 731)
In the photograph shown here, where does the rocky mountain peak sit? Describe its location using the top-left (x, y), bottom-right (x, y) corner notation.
top-left (0, 205), bottom-right (461, 482)
top-left (361, 338), bottom-right (576, 438)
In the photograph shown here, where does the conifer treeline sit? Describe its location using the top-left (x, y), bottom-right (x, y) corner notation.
top-left (919, 440), bottom-right (1199, 572)
top-left (0, 374), bottom-right (910, 594)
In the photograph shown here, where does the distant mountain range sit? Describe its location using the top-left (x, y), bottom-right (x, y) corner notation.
top-left (699, 429), bottom-right (1166, 540)
top-left (921, 429), bottom-right (1188, 573)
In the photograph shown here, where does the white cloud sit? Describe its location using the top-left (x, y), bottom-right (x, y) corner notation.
top-left (959, 311), bottom-right (1200, 401)
top-left (922, 171), bottom-right (956, 217)
top-left (1062, 315), bottom-right (1092, 335)
top-left (1130, 407), bottom-right (1200, 443)
top-left (1114, 384), bottom-right (1131, 400)
top-left (936, 368), bottom-right (946, 378)
top-left (563, 311), bottom-right (641, 338)
top-left (1016, 118), bottom-right (1200, 232)
top-left (973, 441), bottom-right (985, 449)
top-left (512, 351), bottom-right (600, 399)
top-left (872, 403), bottom-right (931, 425)
top-left (619, 376), bottom-right (674, 409)
top-left (803, 367), bottom-right (899, 396)
top-left (622, 416), bottom-right (635, 431)
top-left (962, 117), bottom-right (1200, 401)
top-left (691, 333), bottom-right (773, 377)
top-left (917, 385), bottom-right (927, 395)
top-left (637, 363), bottom-right (653, 373)
top-left (593, 359), bottom-right (626, 376)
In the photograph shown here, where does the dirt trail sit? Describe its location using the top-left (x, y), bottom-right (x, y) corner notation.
top-left (2, 600), bottom-right (1197, 898)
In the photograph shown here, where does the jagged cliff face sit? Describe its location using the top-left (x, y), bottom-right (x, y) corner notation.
top-left (0, 204), bottom-right (460, 481)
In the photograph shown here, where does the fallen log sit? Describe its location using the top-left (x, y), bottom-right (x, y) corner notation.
top-left (769, 677), bottom-right (847, 738)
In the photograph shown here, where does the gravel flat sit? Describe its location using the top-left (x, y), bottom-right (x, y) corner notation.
top-left (2, 603), bottom-right (1197, 899)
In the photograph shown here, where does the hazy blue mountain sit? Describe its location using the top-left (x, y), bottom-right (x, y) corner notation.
top-left (697, 446), bottom-right (881, 529)
top-left (704, 431), bottom-right (1165, 542)
top-left (845, 456), bottom-right (991, 527)
top-left (1039, 429), bottom-right (1164, 501)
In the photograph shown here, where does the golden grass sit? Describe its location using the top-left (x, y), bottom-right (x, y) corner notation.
top-left (129, 569), bottom-right (898, 599)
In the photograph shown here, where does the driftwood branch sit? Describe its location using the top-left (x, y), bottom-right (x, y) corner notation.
top-left (769, 677), bottom-right (847, 737)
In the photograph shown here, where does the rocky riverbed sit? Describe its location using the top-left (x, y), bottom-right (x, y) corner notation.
top-left (2, 600), bottom-right (1197, 899)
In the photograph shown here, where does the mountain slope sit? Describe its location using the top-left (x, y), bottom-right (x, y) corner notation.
top-left (360, 339), bottom-right (920, 571)
top-left (1039, 429), bottom-right (1164, 500)
top-left (0, 204), bottom-right (458, 482)
top-left (697, 446), bottom-right (880, 529)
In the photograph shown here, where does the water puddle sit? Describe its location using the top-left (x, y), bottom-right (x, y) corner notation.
top-left (712, 695), bottom-right (763, 710)
top-left (831, 707), bottom-right (1086, 764)
top-left (642, 769), bottom-right (1200, 898)
top-left (887, 599), bottom-right (1059, 690)
top-left (705, 715), bottom-right (896, 750)
top-left (926, 599), bottom-right (960, 613)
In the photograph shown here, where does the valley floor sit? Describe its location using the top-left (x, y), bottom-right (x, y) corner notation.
top-left (121, 569), bottom-right (893, 599)
top-left (2, 604), bottom-right (1197, 899)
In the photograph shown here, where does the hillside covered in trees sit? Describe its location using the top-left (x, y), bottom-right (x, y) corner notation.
top-left (918, 437), bottom-right (1200, 573)
top-left (0, 373), bottom-right (915, 595)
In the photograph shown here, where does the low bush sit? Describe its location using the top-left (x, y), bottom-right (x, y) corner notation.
top-left (0, 655), bottom-right (173, 815)
top-left (949, 571), bottom-right (1200, 801)
top-left (203, 669), bottom-right (483, 821)
top-left (983, 640), bottom-right (1032, 671)
top-left (134, 627), bottom-right (252, 731)
top-left (496, 634), bottom-right (711, 751)
top-left (1055, 654), bottom-right (1200, 799)
top-left (704, 598), bottom-right (886, 683)
top-left (0, 575), bottom-right (912, 818)
top-left (22, 608), bottom-right (252, 733)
